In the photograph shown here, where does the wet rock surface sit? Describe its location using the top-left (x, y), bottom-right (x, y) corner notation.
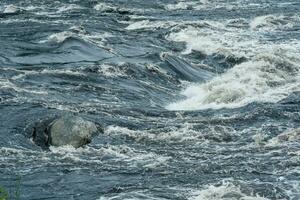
top-left (49, 116), bottom-right (98, 148)
top-left (31, 115), bottom-right (98, 149)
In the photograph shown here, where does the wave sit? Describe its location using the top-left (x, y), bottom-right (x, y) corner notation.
top-left (91, 64), bottom-right (127, 77)
top-left (163, 0), bottom-right (250, 11)
top-left (166, 17), bottom-right (300, 110)
top-left (105, 123), bottom-right (237, 144)
top-left (266, 127), bottom-right (300, 147)
top-left (94, 2), bottom-right (142, 14)
top-left (164, 0), bottom-right (255, 11)
top-left (45, 31), bottom-right (74, 44)
top-left (1, 4), bottom-right (64, 18)
top-left (167, 26), bottom-right (225, 56)
top-left (40, 26), bottom-right (111, 47)
top-left (9, 28), bottom-right (113, 65)
top-left (250, 15), bottom-right (300, 31)
top-left (164, 1), bottom-right (202, 11)
top-left (105, 125), bottom-right (201, 144)
top-left (94, 3), bottom-right (118, 13)
top-left (125, 20), bottom-right (177, 30)
top-left (167, 53), bottom-right (300, 110)
top-left (161, 53), bottom-right (214, 82)
top-left (49, 144), bottom-right (169, 168)
top-left (0, 4), bottom-right (24, 18)
top-left (167, 14), bottom-right (300, 55)
top-left (57, 4), bottom-right (82, 13)
top-left (98, 190), bottom-right (177, 200)
top-left (189, 182), bottom-right (269, 200)
top-left (0, 78), bottom-right (47, 95)
top-left (0, 143), bottom-right (169, 171)
top-left (2, 4), bottom-right (20, 14)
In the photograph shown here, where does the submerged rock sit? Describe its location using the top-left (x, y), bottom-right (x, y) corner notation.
top-left (49, 116), bottom-right (97, 148)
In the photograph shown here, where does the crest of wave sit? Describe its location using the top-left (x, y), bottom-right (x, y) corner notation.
top-left (250, 15), bottom-right (300, 31)
top-left (189, 182), bottom-right (269, 200)
top-left (167, 51), bottom-right (300, 110)
top-left (166, 19), bottom-right (300, 110)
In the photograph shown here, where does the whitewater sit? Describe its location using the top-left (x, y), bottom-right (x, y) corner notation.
top-left (0, 0), bottom-right (299, 199)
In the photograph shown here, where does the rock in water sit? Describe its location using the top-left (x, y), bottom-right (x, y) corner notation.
top-left (49, 116), bottom-right (97, 148)
top-left (30, 118), bottom-right (54, 149)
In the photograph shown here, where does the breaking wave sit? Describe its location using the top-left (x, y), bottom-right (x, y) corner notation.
top-left (166, 17), bottom-right (300, 110)
top-left (189, 182), bottom-right (269, 200)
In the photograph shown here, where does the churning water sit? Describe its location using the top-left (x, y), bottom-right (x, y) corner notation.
top-left (0, 0), bottom-right (300, 199)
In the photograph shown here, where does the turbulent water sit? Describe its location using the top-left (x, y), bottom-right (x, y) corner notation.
top-left (0, 0), bottom-right (300, 199)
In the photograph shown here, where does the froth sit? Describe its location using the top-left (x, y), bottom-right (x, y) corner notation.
top-left (167, 25), bottom-right (225, 55)
top-left (47, 31), bottom-right (73, 43)
top-left (166, 17), bottom-right (300, 110)
top-left (167, 56), bottom-right (300, 110)
top-left (3, 4), bottom-right (20, 14)
top-left (266, 128), bottom-right (300, 146)
top-left (126, 20), bottom-right (176, 30)
top-left (189, 182), bottom-right (269, 200)
top-left (49, 144), bottom-right (169, 168)
top-left (250, 15), bottom-right (299, 31)
top-left (94, 3), bottom-right (116, 12)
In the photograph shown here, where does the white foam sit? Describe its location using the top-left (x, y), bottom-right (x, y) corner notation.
top-left (94, 3), bottom-right (140, 13)
top-left (94, 3), bottom-right (116, 12)
top-left (167, 25), bottom-right (226, 55)
top-left (46, 31), bottom-right (74, 43)
top-left (189, 182), bottom-right (270, 200)
top-left (126, 20), bottom-right (177, 30)
top-left (22, 5), bottom-right (39, 11)
top-left (105, 125), bottom-right (201, 143)
top-left (266, 128), bottom-right (300, 147)
top-left (167, 56), bottom-right (300, 110)
top-left (3, 4), bottom-right (20, 14)
top-left (165, 1), bottom-right (198, 11)
top-left (40, 26), bottom-right (110, 49)
top-left (40, 68), bottom-right (85, 76)
top-left (8, 68), bottom-right (84, 81)
top-left (57, 4), bottom-right (82, 13)
top-left (166, 18), bottom-right (300, 110)
top-left (96, 64), bottom-right (127, 77)
top-left (49, 144), bottom-right (169, 167)
top-left (167, 15), bottom-right (300, 56)
top-left (0, 18), bottom-right (45, 24)
top-left (0, 78), bottom-right (48, 95)
top-left (98, 191), bottom-right (164, 200)
top-left (250, 15), bottom-right (299, 31)
top-left (165, 0), bottom-right (230, 11)
top-left (164, 0), bottom-right (250, 11)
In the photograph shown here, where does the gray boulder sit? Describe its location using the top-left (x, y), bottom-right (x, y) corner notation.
top-left (49, 116), bottom-right (97, 148)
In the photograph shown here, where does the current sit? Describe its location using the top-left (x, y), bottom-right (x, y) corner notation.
top-left (0, 0), bottom-right (300, 199)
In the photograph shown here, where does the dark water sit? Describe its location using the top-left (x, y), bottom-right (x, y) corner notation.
top-left (0, 0), bottom-right (300, 199)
